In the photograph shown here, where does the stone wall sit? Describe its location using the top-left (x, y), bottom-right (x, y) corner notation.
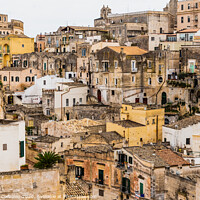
top-left (164, 171), bottom-right (198, 200)
top-left (71, 104), bottom-right (120, 122)
top-left (26, 145), bottom-right (40, 164)
top-left (0, 168), bottom-right (63, 200)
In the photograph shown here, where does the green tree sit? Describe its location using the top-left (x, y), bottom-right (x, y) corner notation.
top-left (34, 151), bottom-right (61, 169)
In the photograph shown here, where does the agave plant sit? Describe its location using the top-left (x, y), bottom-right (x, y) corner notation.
top-left (34, 151), bottom-right (61, 169)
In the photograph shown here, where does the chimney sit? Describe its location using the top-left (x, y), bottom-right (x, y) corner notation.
top-left (66, 165), bottom-right (76, 183)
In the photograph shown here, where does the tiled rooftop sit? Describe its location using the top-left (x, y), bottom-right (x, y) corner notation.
top-left (108, 46), bottom-right (148, 55)
top-left (34, 135), bottom-right (60, 143)
top-left (82, 145), bottom-right (113, 153)
top-left (164, 115), bottom-right (200, 130)
top-left (65, 181), bottom-right (88, 197)
top-left (99, 131), bottom-right (123, 142)
top-left (113, 120), bottom-right (144, 128)
top-left (125, 145), bottom-right (189, 167)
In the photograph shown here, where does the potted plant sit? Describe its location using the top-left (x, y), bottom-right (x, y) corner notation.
top-left (20, 164), bottom-right (29, 170)
top-left (31, 142), bottom-right (36, 149)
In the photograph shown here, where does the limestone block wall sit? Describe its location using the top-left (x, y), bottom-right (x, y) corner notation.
top-left (0, 168), bottom-right (63, 200)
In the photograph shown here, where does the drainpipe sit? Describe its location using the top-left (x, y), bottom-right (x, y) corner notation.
top-left (156, 115), bottom-right (158, 143)
top-left (60, 88), bottom-right (71, 121)
top-left (9, 72), bottom-right (10, 91)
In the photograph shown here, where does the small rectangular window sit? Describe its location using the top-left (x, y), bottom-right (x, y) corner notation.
top-left (105, 78), bottom-right (107, 85)
top-left (99, 189), bottom-right (104, 196)
top-left (79, 98), bottom-right (82, 104)
top-left (131, 60), bottom-right (136, 71)
top-left (3, 144), bottom-right (7, 151)
top-left (129, 157), bottom-right (132, 164)
top-left (186, 138), bottom-right (190, 145)
top-left (114, 61), bottom-right (118, 68)
top-left (11, 76), bottom-right (14, 82)
top-left (112, 90), bottom-right (115, 95)
top-left (115, 78), bottom-right (117, 86)
top-left (152, 119), bottom-right (155, 124)
top-left (47, 99), bottom-right (50, 106)
top-left (73, 98), bottom-right (76, 106)
top-left (149, 61), bottom-right (152, 68)
top-left (66, 99), bottom-right (69, 106)
top-left (96, 78), bottom-right (98, 84)
top-left (46, 109), bottom-right (50, 115)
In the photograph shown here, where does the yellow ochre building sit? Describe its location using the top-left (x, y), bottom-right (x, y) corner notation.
top-left (106, 104), bottom-right (165, 146)
top-left (0, 34), bottom-right (34, 69)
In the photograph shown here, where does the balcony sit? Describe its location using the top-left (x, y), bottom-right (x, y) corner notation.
top-left (131, 68), bottom-right (138, 73)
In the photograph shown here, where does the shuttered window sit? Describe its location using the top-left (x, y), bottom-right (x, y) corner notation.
top-left (19, 141), bottom-right (24, 157)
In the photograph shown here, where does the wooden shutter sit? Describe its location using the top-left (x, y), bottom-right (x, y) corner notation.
top-left (20, 141), bottom-right (24, 157)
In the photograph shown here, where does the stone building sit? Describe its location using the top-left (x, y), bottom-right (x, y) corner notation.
top-left (0, 34), bottom-right (34, 69)
top-left (94, 6), bottom-right (174, 44)
top-left (70, 104), bottom-right (120, 122)
top-left (106, 104), bottom-right (165, 146)
top-left (0, 120), bottom-right (25, 172)
top-left (90, 46), bottom-right (176, 106)
top-left (177, 0), bottom-right (200, 31)
top-left (90, 46), bottom-right (148, 105)
top-left (12, 52), bottom-right (77, 77)
top-left (5, 104), bottom-right (49, 136)
top-left (36, 34), bottom-right (45, 52)
top-left (164, 170), bottom-right (200, 200)
top-left (0, 67), bottom-right (42, 91)
top-left (0, 14), bottom-right (24, 36)
top-left (43, 82), bottom-right (88, 119)
top-left (31, 135), bottom-right (71, 153)
top-left (77, 42), bottom-right (91, 85)
top-left (64, 144), bottom-right (189, 200)
top-left (163, 114), bottom-right (200, 165)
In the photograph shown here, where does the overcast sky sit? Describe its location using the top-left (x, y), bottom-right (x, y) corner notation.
top-left (2, 0), bottom-right (170, 38)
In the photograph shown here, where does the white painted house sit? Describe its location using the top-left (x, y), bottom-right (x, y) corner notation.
top-left (22, 75), bottom-right (73, 104)
top-left (0, 120), bottom-right (25, 172)
top-left (54, 82), bottom-right (88, 120)
top-left (163, 114), bottom-right (200, 164)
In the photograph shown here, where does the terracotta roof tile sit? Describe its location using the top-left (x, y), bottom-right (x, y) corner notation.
top-left (108, 46), bottom-right (147, 55)
top-left (156, 149), bottom-right (189, 166)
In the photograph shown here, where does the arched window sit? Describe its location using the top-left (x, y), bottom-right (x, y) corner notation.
top-left (3, 76), bottom-right (7, 82)
top-left (25, 76), bottom-right (31, 82)
top-left (32, 77), bottom-right (34, 82)
top-left (15, 76), bottom-right (19, 82)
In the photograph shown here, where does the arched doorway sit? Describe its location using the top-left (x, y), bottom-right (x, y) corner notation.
top-left (161, 92), bottom-right (167, 105)
top-left (8, 95), bottom-right (13, 104)
top-left (97, 90), bottom-right (101, 102)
